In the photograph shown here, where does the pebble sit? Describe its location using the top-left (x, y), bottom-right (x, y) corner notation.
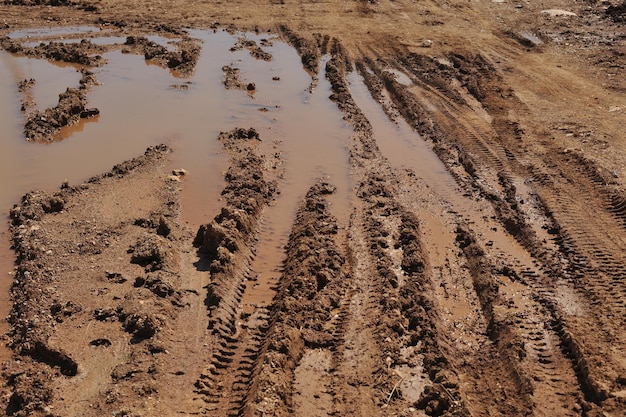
top-left (172, 168), bottom-right (188, 177)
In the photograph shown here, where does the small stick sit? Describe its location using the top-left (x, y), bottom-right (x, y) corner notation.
top-left (439, 383), bottom-right (460, 406)
top-left (387, 377), bottom-right (404, 404)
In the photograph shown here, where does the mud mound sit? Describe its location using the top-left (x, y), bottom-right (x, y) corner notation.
top-left (23, 69), bottom-right (99, 142)
top-left (0, 37), bottom-right (106, 66)
top-left (123, 36), bottom-right (200, 76)
top-left (278, 25), bottom-right (320, 75)
top-left (606, 1), bottom-right (626, 22)
top-left (222, 64), bottom-right (256, 92)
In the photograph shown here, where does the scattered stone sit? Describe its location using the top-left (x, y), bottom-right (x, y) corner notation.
top-left (80, 108), bottom-right (100, 118)
top-left (541, 9), bottom-right (577, 17)
top-left (90, 338), bottom-right (112, 347)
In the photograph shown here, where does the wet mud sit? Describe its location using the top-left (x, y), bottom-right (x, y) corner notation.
top-left (1, 1), bottom-right (626, 416)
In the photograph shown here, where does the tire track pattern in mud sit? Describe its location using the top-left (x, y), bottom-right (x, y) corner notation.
top-left (327, 43), bottom-right (622, 415)
top-left (354, 47), bottom-right (626, 415)
top-left (192, 127), bottom-right (276, 416)
top-left (325, 50), bottom-right (472, 416)
top-left (3, 21), bottom-right (626, 417)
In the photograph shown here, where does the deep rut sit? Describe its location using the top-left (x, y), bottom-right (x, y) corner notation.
top-left (348, 48), bottom-right (596, 415)
top-left (363, 47), bottom-right (626, 413)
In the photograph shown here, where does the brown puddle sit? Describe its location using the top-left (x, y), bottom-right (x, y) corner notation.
top-left (240, 55), bottom-right (352, 314)
top-left (0, 29), bottom-right (352, 340)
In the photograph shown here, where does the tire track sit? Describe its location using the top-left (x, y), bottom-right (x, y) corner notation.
top-left (354, 50), bottom-right (596, 414)
top-left (327, 50), bottom-right (471, 416)
top-left (244, 181), bottom-right (348, 416)
top-left (455, 226), bottom-right (584, 416)
top-left (192, 128), bottom-right (277, 416)
top-left (379, 49), bottom-right (626, 411)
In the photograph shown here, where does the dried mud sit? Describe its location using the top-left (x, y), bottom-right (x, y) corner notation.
top-left (2, 0), bottom-right (626, 416)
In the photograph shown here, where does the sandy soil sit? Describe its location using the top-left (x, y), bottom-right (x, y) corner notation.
top-left (1, 0), bottom-right (626, 416)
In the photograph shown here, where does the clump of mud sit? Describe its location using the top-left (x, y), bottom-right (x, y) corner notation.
top-left (230, 35), bottom-right (272, 61)
top-left (222, 64), bottom-right (256, 93)
top-left (606, 1), bottom-right (626, 23)
top-left (23, 69), bottom-right (100, 142)
top-left (122, 36), bottom-right (201, 76)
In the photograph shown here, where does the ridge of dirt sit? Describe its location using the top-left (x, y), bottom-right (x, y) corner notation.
top-left (192, 127), bottom-right (279, 415)
top-left (277, 25), bottom-right (320, 76)
top-left (22, 69), bottom-right (99, 142)
top-left (0, 37), bottom-right (106, 66)
top-left (246, 181), bottom-right (346, 416)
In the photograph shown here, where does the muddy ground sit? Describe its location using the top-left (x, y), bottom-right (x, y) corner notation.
top-left (1, 0), bottom-right (626, 416)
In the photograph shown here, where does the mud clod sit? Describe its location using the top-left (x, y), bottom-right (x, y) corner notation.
top-left (23, 70), bottom-right (99, 142)
top-left (128, 234), bottom-right (169, 270)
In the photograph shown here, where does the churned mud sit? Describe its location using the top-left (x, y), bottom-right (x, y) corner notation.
top-left (2, 0), bottom-right (626, 416)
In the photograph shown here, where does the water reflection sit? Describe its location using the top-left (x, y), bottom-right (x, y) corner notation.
top-left (0, 30), bottom-right (354, 363)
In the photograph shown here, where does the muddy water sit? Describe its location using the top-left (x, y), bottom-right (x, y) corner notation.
top-left (0, 30), bottom-right (352, 344)
top-left (238, 54), bottom-right (352, 313)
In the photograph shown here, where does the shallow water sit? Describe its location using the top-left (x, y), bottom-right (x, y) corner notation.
top-left (0, 29), bottom-right (353, 341)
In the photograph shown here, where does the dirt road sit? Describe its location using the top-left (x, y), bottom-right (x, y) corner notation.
top-left (1, 0), bottom-right (625, 416)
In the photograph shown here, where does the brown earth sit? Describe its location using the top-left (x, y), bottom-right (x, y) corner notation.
top-left (2, 0), bottom-right (626, 416)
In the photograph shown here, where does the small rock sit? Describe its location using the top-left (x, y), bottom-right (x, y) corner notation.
top-left (80, 108), bottom-right (100, 118)
top-left (422, 39), bottom-right (433, 48)
top-left (172, 168), bottom-right (188, 177)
